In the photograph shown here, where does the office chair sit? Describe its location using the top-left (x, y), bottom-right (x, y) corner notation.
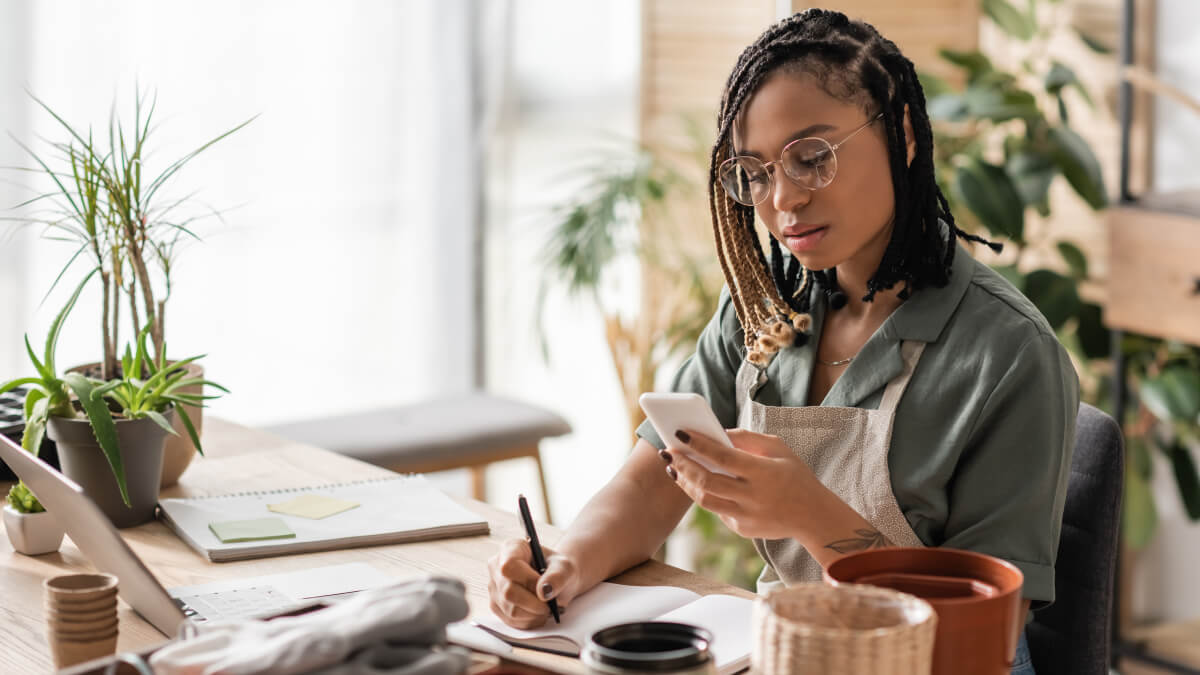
top-left (1027, 403), bottom-right (1125, 675)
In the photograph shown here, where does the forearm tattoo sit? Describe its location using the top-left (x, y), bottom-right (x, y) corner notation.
top-left (824, 528), bottom-right (892, 554)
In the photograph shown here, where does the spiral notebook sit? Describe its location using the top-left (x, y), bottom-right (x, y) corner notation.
top-left (157, 475), bottom-right (490, 562)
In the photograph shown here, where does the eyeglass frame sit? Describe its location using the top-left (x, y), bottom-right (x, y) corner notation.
top-left (719, 112), bottom-right (885, 206)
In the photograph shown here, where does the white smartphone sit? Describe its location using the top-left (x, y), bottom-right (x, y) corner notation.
top-left (638, 392), bottom-right (736, 476)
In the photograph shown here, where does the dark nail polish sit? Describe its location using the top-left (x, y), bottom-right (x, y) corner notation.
top-left (666, 466), bottom-right (678, 481)
top-left (541, 583), bottom-right (554, 599)
top-left (675, 430), bottom-right (690, 444)
top-left (658, 449), bottom-right (673, 464)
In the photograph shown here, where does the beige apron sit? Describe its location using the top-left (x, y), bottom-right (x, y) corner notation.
top-left (736, 340), bottom-right (927, 593)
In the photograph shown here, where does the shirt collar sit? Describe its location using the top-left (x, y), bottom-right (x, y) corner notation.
top-left (880, 241), bottom-right (975, 344)
top-left (803, 241), bottom-right (975, 408)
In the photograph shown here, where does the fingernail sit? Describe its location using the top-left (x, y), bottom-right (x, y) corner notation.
top-left (675, 430), bottom-right (690, 444)
top-left (541, 583), bottom-right (555, 600)
top-left (666, 466), bottom-right (678, 481)
top-left (658, 449), bottom-right (672, 464)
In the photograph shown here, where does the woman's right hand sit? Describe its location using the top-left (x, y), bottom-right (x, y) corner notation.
top-left (486, 538), bottom-right (582, 629)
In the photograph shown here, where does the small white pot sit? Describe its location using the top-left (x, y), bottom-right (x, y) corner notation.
top-left (3, 504), bottom-right (65, 555)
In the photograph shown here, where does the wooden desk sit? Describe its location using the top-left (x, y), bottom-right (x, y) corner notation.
top-left (0, 418), bottom-right (752, 674)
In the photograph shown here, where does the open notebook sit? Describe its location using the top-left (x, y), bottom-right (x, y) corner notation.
top-left (158, 475), bottom-right (489, 562)
top-left (475, 582), bottom-right (754, 675)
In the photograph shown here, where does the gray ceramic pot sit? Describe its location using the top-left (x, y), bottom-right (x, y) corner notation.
top-left (47, 409), bottom-right (172, 528)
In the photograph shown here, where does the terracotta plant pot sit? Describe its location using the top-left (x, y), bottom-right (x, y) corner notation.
top-left (47, 410), bottom-right (173, 528)
top-left (825, 547), bottom-right (1024, 675)
top-left (69, 361), bottom-right (204, 488)
top-left (2, 504), bottom-right (65, 555)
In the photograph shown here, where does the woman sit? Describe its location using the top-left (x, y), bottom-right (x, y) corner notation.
top-left (488, 10), bottom-right (1077, 674)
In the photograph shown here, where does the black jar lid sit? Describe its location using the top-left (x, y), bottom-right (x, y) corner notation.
top-left (585, 621), bottom-right (713, 672)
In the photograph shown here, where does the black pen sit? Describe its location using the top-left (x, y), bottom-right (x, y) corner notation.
top-left (517, 494), bottom-right (560, 624)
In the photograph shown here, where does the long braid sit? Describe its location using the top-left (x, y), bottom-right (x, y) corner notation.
top-left (707, 8), bottom-right (1000, 365)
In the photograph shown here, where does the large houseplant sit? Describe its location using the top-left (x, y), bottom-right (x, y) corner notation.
top-left (8, 90), bottom-right (250, 486)
top-left (0, 272), bottom-right (222, 527)
top-left (919, 0), bottom-right (1200, 549)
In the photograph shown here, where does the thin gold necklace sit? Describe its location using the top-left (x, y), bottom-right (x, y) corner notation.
top-left (817, 354), bottom-right (855, 367)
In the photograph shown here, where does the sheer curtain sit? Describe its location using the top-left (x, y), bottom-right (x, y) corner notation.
top-left (0, 1), bottom-right (488, 425)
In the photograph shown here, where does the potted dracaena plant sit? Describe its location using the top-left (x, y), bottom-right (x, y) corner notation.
top-left (8, 90), bottom-right (251, 487)
top-left (0, 271), bottom-right (224, 527)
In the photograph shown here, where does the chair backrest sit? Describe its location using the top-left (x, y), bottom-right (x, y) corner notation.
top-left (1027, 403), bottom-right (1125, 675)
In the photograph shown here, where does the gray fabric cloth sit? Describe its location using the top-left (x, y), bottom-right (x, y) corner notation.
top-left (150, 577), bottom-right (471, 675)
top-left (1027, 404), bottom-right (1123, 675)
top-left (637, 243), bottom-right (1079, 603)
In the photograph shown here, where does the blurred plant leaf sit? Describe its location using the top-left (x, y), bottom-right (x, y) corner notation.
top-left (954, 159), bottom-right (1025, 241)
top-left (1006, 149), bottom-right (1056, 214)
top-left (983, 0), bottom-right (1035, 40)
top-left (938, 48), bottom-right (994, 84)
top-left (1168, 442), bottom-right (1200, 521)
top-left (1024, 269), bottom-right (1081, 330)
top-left (1076, 302), bottom-right (1110, 360)
top-left (1045, 61), bottom-right (1094, 108)
top-left (964, 85), bottom-right (1040, 122)
top-left (1049, 126), bottom-right (1108, 209)
top-left (1057, 241), bottom-right (1088, 279)
top-left (928, 93), bottom-right (969, 122)
top-left (1075, 28), bottom-right (1115, 54)
top-left (1140, 367), bottom-right (1200, 423)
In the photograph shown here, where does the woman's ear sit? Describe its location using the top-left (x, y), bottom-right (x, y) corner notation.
top-left (902, 104), bottom-right (917, 168)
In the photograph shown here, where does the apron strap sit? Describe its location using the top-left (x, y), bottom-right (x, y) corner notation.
top-left (877, 341), bottom-right (926, 413)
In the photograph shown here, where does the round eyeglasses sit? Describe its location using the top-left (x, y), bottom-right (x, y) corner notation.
top-left (718, 113), bottom-right (884, 206)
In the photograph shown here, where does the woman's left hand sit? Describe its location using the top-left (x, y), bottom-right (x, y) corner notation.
top-left (663, 428), bottom-right (825, 540)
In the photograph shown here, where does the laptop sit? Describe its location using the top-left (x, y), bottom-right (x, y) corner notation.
top-left (0, 433), bottom-right (395, 636)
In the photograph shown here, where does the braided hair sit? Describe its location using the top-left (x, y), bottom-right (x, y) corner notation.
top-left (708, 9), bottom-right (999, 367)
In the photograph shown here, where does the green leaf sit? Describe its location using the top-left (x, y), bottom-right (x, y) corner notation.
top-left (964, 85), bottom-right (1040, 122)
top-left (954, 159), bottom-right (1025, 241)
top-left (1045, 62), bottom-right (1076, 95)
top-left (143, 409), bottom-right (178, 436)
top-left (1049, 126), bottom-right (1108, 209)
top-left (62, 372), bottom-right (129, 506)
top-left (938, 48), bottom-right (994, 83)
top-left (22, 399), bottom-right (49, 456)
top-left (1140, 367), bottom-right (1200, 423)
top-left (175, 405), bottom-right (204, 456)
top-left (1168, 443), bottom-right (1200, 520)
top-left (22, 387), bottom-right (47, 422)
top-left (1023, 269), bottom-right (1081, 330)
top-left (1123, 465), bottom-right (1158, 549)
top-left (1076, 302), bottom-right (1111, 360)
top-left (45, 269), bottom-right (97, 377)
top-left (1057, 241), bottom-right (1088, 279)
top-left (1006, 150), bottom-right (1057, 211)
top-left (983, 0), bottom-right (1035, 40)
top-left (1075, 28), bottom-right (1114, 54)
top-left (0, 377), bottom-right (43, 397)
top-left (927, 93), bottom-right (969, 122)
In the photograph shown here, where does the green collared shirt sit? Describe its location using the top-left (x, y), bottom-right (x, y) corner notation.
top-left (637, 244), bottom-right (1079, 604)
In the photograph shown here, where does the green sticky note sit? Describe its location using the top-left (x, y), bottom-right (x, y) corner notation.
top-left (208, 517), bottom-right (296, 543)
top-left (267, 494), bottom-right (360, 520)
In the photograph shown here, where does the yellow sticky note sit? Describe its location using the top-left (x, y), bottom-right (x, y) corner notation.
top-left (267, 494), bottom-right (360, 520)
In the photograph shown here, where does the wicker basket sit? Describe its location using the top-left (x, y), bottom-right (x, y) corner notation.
top-left (752, 583), bottom-right (937, 675)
